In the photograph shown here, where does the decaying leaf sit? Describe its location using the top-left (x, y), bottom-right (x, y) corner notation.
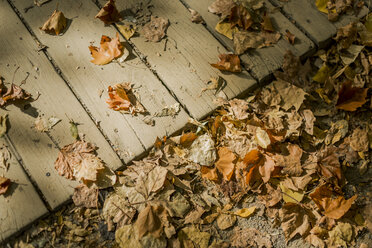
top-left (215, 20), bottom-right (239, 39)
top-left (201, 166), bottom-right (219, 181)
top-left (208, 0), bottom-right (235, 16)
top-left (285, 30), bottom-right (296, 44)
top-left (54, 140), bottom-right (105, 183)
top-left (0, 83), bottom-right (32, 107)
top-left (178, 226), bottom-right (211, 248)
top-left (34, 116), bottom-right (61, 132)
top-left (336, 81), bottom-right (368, 111)
top-left (116, 225), bottom-right (166, 248)
top-left (350, 127), bottom-right (369, 152)
top-left (187, 134), bottom-right (216, 166)
top-left (180, 132), bottom-right (197, 147)
top-left (318, 146), bottom-right (343, 183)
top-left (229, 5), bottom-right (253, 30)
top-left (231, 227), bottom-right (272, 248)
top-left (189, 8), bottom-right (205, 24)
top-left (273, 144), bottom-right (303, 176)
top-left (215, 147), bottom-right (236, 181)
top-left (154, 103), bottom-right (180, 117)
top-left (0, 176), bottom-right (11, 195)
top-left (72, 184), bottom-right (98, 208)
top-left (0, 145), bottom-right (11, 171)
top-left (228, 98), bottom-right (249, 120)
top-left (211, 54), bottom-right (242, 72)
top-left (274, 80), bottom-right (307, 111)
top-left (135, 165), bottom-right (168, 199)
top-left (106, 83), bottom-right (146, 115)
top-left (255, 127), bottom-right (271, 149)
top-left (279, 182), bottom-right (304, 203)
top-left (217, 213), bottom-right (236, 229)
top-left (95, 0), bottom-right (122, 25)
top-left (261, 12), bottom-right (274, 32)
top-left (310, 184), bottom-right (357, 219)
top-left (117, 22), bottom-right (136, 40)
top-left (134, 204), bottom-right (163, 239)
top-left (40, 9), bottom-right (67, 35)
top-left (233, 30), bottom-right (281, 54)
top-left (142, 16), bottom-right (169, 42)
top-left (280, 203), bottom-right (314, 242)
top-left (328, 222), bottom-right (354, 247)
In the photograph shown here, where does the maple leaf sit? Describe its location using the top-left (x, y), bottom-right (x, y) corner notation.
top-left (54, 140), bottom-right (105, 183)
top-left (336, 81), bottom-right (368, 111)
top-left (72, 184), bottom-right (98, 208)
top-left (211, 53), bottom-right (242, 73)
top-left (135, 165), bottom-right (168, 199)
top-left (310, 184), bottom-right (357, 219)
top-left (106, 83), bottom-right (146, 115)
top-left (95, 0), bottom-right (122, 25)
top-left (134, 204), bottom-right (163, 239)
top-left (0, 176), bottom-right (11, 195)
top-left (40, 9), bottom-right (67, 35)
top-left (208, 0), bottom-right (235, 16)
top-left (215, 147), bottom-right (236, 181)
top-left (274, 80), bottom-right (307, 111)
top-left (318, 146), bottom-right (343, 184)
top-left (142, 16), bottom-right (169, 42)
top-left (280, 203), bottom-right (315, 242)
top-left (89, 33), bottom-right (124, 65)
top-left (229, 5), bottom-right (253, 30)
top-left (273, 144), bottom-right (303, 177)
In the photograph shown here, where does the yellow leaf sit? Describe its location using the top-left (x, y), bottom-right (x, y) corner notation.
top-left (234, 206), bottom-right (256, 218)
top-left (117, 22), bottom-right (136, 40)
top-left (365, 13), bottom-right (372, 32)
top-left (280, 182), bottom-right (304, 203)
top-left (315, 0), bottom-right (328, 14)
top-left (215, 21), bottom-right (239, 40)
top-left (313, 64), bottom-right (331, 83)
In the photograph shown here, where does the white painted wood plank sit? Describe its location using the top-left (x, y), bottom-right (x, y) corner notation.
top-left (0, 138), bottom-right (48, 242)
top-left (0, 0), bottom-right (122, 209)
top-left (10, 0), bottom-right (190, 150)
top-left (103, 0), bottom-right (257, 120)
top-left (182, 0), bottom-right (315, 81)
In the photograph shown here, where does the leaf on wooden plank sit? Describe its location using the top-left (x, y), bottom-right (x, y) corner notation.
top-left (274, 80), bottom-right (307, 111)
top-left (310, 184), bottom-right (357, 219)
top-left (215, 147), bottom-right (236, 181)
top-left (211, 54), bottom-right (242, 72)
top-left (201, 166), bottom-right (219, 181)
top-left (279, 182), bottom-right (304, 203)
top-left (178, 226), bottom-right (211, 248)
top-left (273, 144), bottom-right (303, 176)
top-left (0, 83), bottom-right (31, 107)
top-left (0, 176), bottom-right (11, 195)
top-left (233, 30), bottom-right (281, 54)
top-left (189, 8), bottom-right (205, 24)
top-left (142, 16), bottom-right (169, 42)
top-left (134, 204), bottom-right (163, 239)
top-left (261, 12), bottom-right (274, 32)
top-left (117, 22), bottom-right (136, 40)
top-left (72, 184), bottom-right (98, 208)
top-left (34, 116), bottom-right (61, 132)
top-left (153, 103), bottom-right (180, 117)
top-left (54, 140), bottom-right (105, 183)
top-left (89, 33), bottom-right (124, 65)
top-left (106, 83), bottom-right (146, 115)
top-left (285, 30), bottom-right (296, 44)
top-left (180, 132), bottom-right (197, 147)
top-left (280, 202), bottom-right (315, 242)
top-left (208, 0), bottom-right (235, 16)
top-left (40, 9), bottom-right (67, 35)
top-left (336, 81), bottom-right (368, 111)
top-left (229, 5), bottom-right (253, 30)
top-left (234, 206), bottom-right (256, 218)
top-left (215, 20), bottom-right (239, 39)
top-left (95, 0), bottom-right (122, 25)
top-left (0, 114), bottom-right (8, 138)
top-left (217, 213), bottom-right (236, 230)
top-left (0, 145), bottom-right (11, 171)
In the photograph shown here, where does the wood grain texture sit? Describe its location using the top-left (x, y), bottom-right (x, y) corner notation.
top-left (0, 138), bottom-right (48, 242)
top-left (0, 0), bottom-right (122, 209)
top-left (104, 0), bottom-right (257, 120)
top-left (271, 0), bottom-right (369, 47)
top-left (10, 0), bottom-right (190, 154)
top-left (182, 0), bottom-right (315, 81)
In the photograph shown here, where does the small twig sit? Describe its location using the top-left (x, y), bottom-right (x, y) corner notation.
top-left (11, 67), bottom-right (20, 84)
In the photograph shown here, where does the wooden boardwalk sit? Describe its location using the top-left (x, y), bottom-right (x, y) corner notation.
top-left (0, 0), bottom-right (368, 242)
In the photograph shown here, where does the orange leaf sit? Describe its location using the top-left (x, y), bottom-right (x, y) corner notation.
top-left (211, 54), bottom-right (242, 72)
top-left (336, 81), bottom-right (368, 111)
top-left (243, 149), bottom-right (264, 186)
top-left (261, 12), bottom-right (274, 32)
top-left (229, 5), bottom-right (253, 30)
top-left (201, 166), bottom-right (218, 181)
top-left (284, 30), bottom-right (296, 45)
top-left (310, 184), bottom-right (357, 219)
top-left (180, 132), bottom-right (197, 147)
top-left (215, 147), bottom-right (236, 181)
top-left (106, 83), bottom-right (146, 114)
top-left (95, 0), bottom-right (122, 25)
top-left (259, 154), bottom-right (276, 183)
top-left (89, 33), bottom-right (123, 65)
top-left (0, 176), bottom-right (11, 195)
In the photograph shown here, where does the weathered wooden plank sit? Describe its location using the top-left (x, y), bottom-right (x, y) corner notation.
top-left (182, 0), bottom-right (315, 81)
top-left (0, 138), bottom-right (48, 242)
top-left (0, 0), bottom-right (122, 209)
top-left (10, 0), bottom-right (190, 151)
top-left (100, 0), bottom-right (257, 120)
top-left (271, 0), bottom-right (369, 46)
